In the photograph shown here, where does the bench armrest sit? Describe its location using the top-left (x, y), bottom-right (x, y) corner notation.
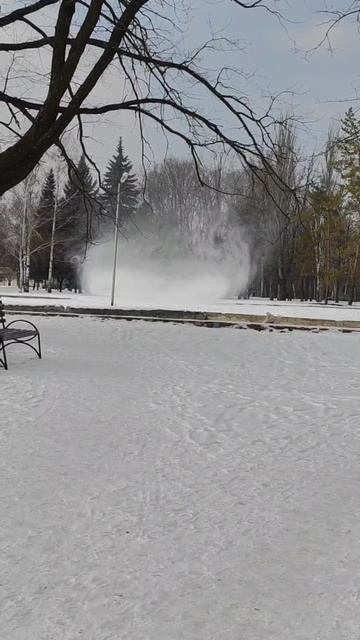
top-left (6, 319), bottom-right (40, 334)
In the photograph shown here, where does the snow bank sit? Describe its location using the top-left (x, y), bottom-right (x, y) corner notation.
top-left (2, 286), bottom-right (360, 322)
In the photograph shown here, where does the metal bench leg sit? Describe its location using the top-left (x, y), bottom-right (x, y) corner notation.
top-left (0, 338), bottom-right (8, 370)
top-left (37, 332), bottom-right (42, 359)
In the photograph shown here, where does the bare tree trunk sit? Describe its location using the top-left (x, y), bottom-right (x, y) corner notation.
top-left (260, 256), bottom-right (264, 298)
top-left (315, 262), bottom-right (321, 302)
top-left (24, 237), bottom-right (31, 293)
top-left (277, 253), bottom-right (287, 301)
top-left (18, 245), bottom-right (24, 293)
top-left (23, 216), bottom-right (33, 293)
top-left (18, 187), bottom-right (28, 292)
top-left (348, 244), bottom-right (359, 306)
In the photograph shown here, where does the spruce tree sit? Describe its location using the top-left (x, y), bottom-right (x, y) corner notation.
top-left (31, 169), bottom-right (56, 283)
top-left (37, 169), bottom-right (56, 236)
top-left (338, 108), bottom-right (360, 208)
top-left (61, 155), bottom-right (98, 247)
top-left (101, 138), bottom-right (139, 224)
top-left (58, 155), bottom-right (98, 290)
top-left (338, 108), bottom-right (360, 304)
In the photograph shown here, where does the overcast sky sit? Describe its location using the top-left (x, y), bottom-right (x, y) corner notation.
top-left (2, 0), bottom-right (360, 171)
top-left (78, 0), bottom-right (360, 170)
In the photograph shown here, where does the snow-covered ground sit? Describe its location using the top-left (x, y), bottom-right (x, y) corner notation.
top-left (1, 286), bottom-right (360, 321)
top-left (1, 316), bottom-right (360, 639)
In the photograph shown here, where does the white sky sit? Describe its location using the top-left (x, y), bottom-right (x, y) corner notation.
top-left (1, 0), bottom-right (360, 171)
top-left (83, 0), bottom-right (360, 169)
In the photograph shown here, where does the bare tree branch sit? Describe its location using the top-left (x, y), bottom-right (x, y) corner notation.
top-left (0, 0), bottom-right (292, 204)
top-left (0, 0), bottom-right (59, 28)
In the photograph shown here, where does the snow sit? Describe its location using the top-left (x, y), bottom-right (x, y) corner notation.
top-left (1, 286), bottom-right (360, 322)
top-left (1, 316), bottom-right (360, 639)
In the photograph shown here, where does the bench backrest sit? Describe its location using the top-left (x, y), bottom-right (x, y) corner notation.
top-left (0, 298), bottom-right (6, 328)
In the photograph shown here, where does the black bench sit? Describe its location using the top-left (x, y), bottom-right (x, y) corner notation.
top-left (0, 299), bottom-right (42, 370)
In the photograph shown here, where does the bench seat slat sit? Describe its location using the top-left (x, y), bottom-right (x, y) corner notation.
top-left (0, 328), bottom-right (37, 340)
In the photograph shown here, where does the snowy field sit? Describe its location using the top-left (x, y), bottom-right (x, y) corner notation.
top-left (1, 316), bottom-right (360, 639)
top-left (1, 286), bottom-right (360, 322)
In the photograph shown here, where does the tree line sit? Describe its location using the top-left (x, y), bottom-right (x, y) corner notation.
top-left (138, 108), bottom-right (360, 305)
top-left (1, 108), bottom-right (360, 304)
top-left (0, 138), bottom-right (138, 292)
top-left (243, 108), bottom-right (360, 305)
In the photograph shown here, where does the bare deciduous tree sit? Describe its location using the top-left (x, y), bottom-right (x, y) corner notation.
top-left (0, 0), bottom-right (288, 197)
top-left (142, 158), bottom-right (223, 250)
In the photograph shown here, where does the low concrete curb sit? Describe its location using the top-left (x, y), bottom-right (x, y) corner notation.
top-left (4, 303), bottom-right (360, 333)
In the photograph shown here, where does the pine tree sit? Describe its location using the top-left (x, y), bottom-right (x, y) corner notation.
top-left (101, 138), bottom-right (139, 225)
top-left (61, 155), bottom-right (98, 247)
top-left (38, 168), bottom-right (55, 213)
top-left (31, 169), bottom-right (56, 284)
top-left (338, 108), bottom-right (360, 207)
top-left (337, 108), bottom-right (360, 304)
top-left (58, 155), bottom-right (98, 290)
top-left (37, 169), bottom-right (56, 239)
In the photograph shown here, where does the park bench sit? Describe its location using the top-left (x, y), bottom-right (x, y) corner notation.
top-left (0, 298), bottom-right (42, 370)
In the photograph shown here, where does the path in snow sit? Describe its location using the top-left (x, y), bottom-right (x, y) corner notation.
top-left (1, 317), bottom-right (360, 639)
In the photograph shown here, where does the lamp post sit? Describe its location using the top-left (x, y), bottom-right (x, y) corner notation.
top-left (110, 172), bottom-right (128, 306)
